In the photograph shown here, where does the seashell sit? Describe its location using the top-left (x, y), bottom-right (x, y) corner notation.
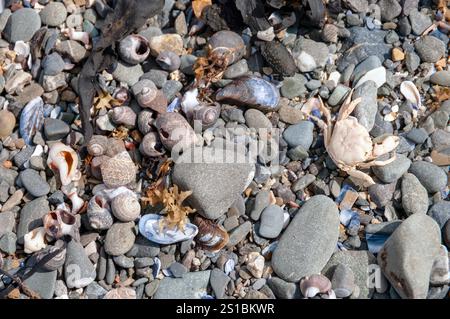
top-left (43, 208), bottom-right (77, 239)
top-left (257, 26), bottom-right (275, 42)
top-left (193, 216), bottom-right (229, 252)
top-left (365, 232), bottom-right (390, 254)
top-left (113, 87), bottom-right (130, 105)
top-left (61, 185), bottom-right (84, 214)
top-left (61, 28), bottom-right (90, 47)
top-left (137, 89), bottom-right (168, 114)
top-left (111, 192), bottom-right (141, 222)
top-left (216, 76), bottom-right (280, 112)
top-left (119, 34), bottom-right (150, 65)
top-left (137, 110), bottom-right (155, 135)
top-left (90, 155), bottom-right (110, 180)
top-left (224, 259), bottom-right (235, 275)
top-left (24, 227), bottom-right (47, 254)
top-left (299, 274), bottom-right (332, 298)
top-left (87, 194), bottom-right (114, 230)
top-left (93, 185), bottom-right (136, 202)
top-left (103, 287), bottom-right (136, 299)
top-left (47, 142), bottom-right (80, 186)
top-left (153, 257), bottom-right (161, 278)
top-left (34, 240), bottom-right (67, 271)
top-left (321, 289), bottom-right (337, 299)
top-left (191, 103), bottom-right (220, 129)
top-left (14, 40), bottom-right (30, 58)
top-left (156, 50), bottom-right (181, 72)
top-left (321, 24), bottom-right (339, 43)
top-left (429, 245), bottom-right (449, 286)
top-left (19, 96), bottom-right (44, 145)
top-left (105, 138), bottom-right (127, 157)
top-left (260, 41), bottom-right (297, 77)
top-left (331, 263), bottom-right (355, 298)
top-left (100, 151), bottom-right (137, 188)
top-left (0, 109), bottom-right (16, 138)
top-left (138, 214), bottom-right (198, 245)
top-left (400, 81), bottom-right (422, 110)
top-left (207, 30), bottom-right (246, 66)
top-left (139, 131), bottom-right (165, 157)
top-left (111, 106), bottom-right (137, 127)
top-left (87, 135), bottom-right (109, 156)
top-left (154, 112), bottom-right (197, 151)
top-left (353, 66), bottom-right (386, 89)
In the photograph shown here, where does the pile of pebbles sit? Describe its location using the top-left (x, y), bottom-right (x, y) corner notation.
top-left (0, 0), bottom-right (449, 299)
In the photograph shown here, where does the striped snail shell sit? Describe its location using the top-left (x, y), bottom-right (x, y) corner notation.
top-left (137, 110), bottom-right (155, 135)
top-left (194, 216), bottom-right (229, 252)
top-left (191, 103), bottom-right (220, 129)
top-left (111, 193), bottom-right (141, 222)
top-left (154, 112), bottom-right (197, 151)
top-left (87, 194), bottom-right (114, 230)
top-left (111, 106), bottom-right (137, 128)
top-left (87, 135), bottom-right (108, 156)
top-left (43, 207), bottom-right (77, 239)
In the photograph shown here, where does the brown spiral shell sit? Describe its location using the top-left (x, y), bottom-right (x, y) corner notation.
top-left (111, 106), bottom-right (137, 128)
top-left (194, 216), bottom-right (229, 252)
top-left (87, 135), bottom-right (108, 156)
top-left (207, 30), bottom-right (246, 66)
top-left (191, 103), bottom-right (220, 129)
top-left (87, 194), bottom-right (114, 230)
top-left (154, 112), bottom-right (197, 151)
top-left (100, 151), bottom-right (137, 188)
top-left (138, 89), bottom-right (168, 114)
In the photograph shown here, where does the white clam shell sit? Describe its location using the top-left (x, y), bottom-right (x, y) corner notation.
top-left (400, 81), bottom-right (422, 110)
top-left (354, 66), bottom-right (386, 89)
top-left (138, 214), bottom-right (198, 245)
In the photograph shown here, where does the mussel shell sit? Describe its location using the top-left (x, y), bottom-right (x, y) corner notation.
top-left (215, 76), bottom-right (280, 112)
top-left (19, 96), bottom-right (44, 145)
top-left (111, 193), bottom-right (141, 222)
top-left (207, 30), bottom-right (246, 65)
top-left (194, 216), bottom-right (229, 252)
top-left (34, 240), bottom-right (67, 271)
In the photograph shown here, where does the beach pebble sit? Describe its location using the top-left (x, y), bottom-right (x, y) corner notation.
top-left (40, 2), bottom-right (67, 26)
top-left (0, 231), bottom-right (17, 254)
top-left (409, 161), bottom-right (447, 193)
top-left (104, 222), bottom-right (136, 256)
top-left (23, 268), bottom-right (57, 299)
top-left (258, 205), bottom-right (284, 239)
top-left (19, 169), bottom-right (50, 197)
top-left (280, 74), bottom-right (307, 99)
top-left (153, 271), bottom-right (211, 299)
top-left (44, 118), bottom-right (70, 140)
top-left (401, 173), bottom-right (428, 216)
top-left (267, 277), bottom-right (300, 299)
top-left (17, 197), bottom-right (49, 244)
top-left (227, 221), bottom-right (252, 247)
top-left (292, 38), bottom-right (329, 72)
top-left (427, 201), bottom-right (450, 229)
top-left (112, 62), bottom-right (144, 87)
top-left (414, 36), bottom-right (445, 63)
top-left (282, 120), bottom-right (314, 150)
top-left (378, 0), bottom-right (402, 22)
top-left (372, 154), bottom-right (411, 183)
top-left (64, 240), bottom-right (96, 289)
top-left (353, 80), bottom-right (378, 131)
top-left (430, 71), bottom-right (450, 87)
top-left (245, 109), bottom-right (272, 129)
top-left (210, 268), bottom-right (230, 298)
top-left (4, 8), bottom-right (41, 43)
top-left (408, 8), bottom-right (432, 35)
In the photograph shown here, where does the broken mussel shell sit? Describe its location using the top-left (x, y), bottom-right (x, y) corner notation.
top-left (111, 192), bottom-right (141, 222)
top-left (118, 34), bottom-right (150, 65)
top-left (156, 50), bottom-right (181, 72)
top-left (400, 80), bottom-right (422, 110)
top-left (193, 216), bottom-right (229, 252)
top-left (300, 274), bottom-right (332, 298)
top-left (216, 76), bottom-right (280, 112)
top-left (139, 131), bottom-right (165, 157)
top-left (47, 142), bottom-right (80, 186)
top-left (138, 214), bottom-right (198, 245)
top-left (87, 135), bottom-right (109, 156)
top-left (260, 41), bottom-right (297, 77)
top-left (154, 112), bottom-right (197, 151)
top-left (207, 30), bottom-right (246, 66)
top-left (19, 96), bottom-right (44, 145)
top-left (34, 240), bottom-right (67, 271)
top-left (87, 194), bottom-right (114, 230)
top-left (43, 208), bottom-right (77, 239)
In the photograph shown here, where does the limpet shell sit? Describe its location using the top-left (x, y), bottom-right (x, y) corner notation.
top-left (100, 151), bottom-right (137, 188)
top-left (111, 193), bottom-right (141, 222)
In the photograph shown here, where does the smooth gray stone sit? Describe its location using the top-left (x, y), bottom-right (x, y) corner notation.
top-left (153, 270), bottom-right (211, 299)
top-left (409, 161), bottom-right (447, 193)
top-left (401, 173), bottom-right (428, 216)
top-left (17, 197), bottom-right (49, 244)
top-left (210, 268), bottom-right (230, 299)
top-left (64, 240), bottom-right (96, 289)
top-left (23, 268), bottom-right (57, 299)
top-left (372, 154), bottom-right (411, 183)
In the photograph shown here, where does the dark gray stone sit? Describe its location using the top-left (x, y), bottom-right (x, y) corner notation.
top-left (19, 169), bottom-right (50, 197)
top-left (17, 197), bottom-right (49, 244)
top-left (210, 268), bottom-right (230, 298)
top-left (64, 240), bottom-right (96, 289)
top-left (153, 270), bottom-right (211, 299)
top-left (409, 161), bottom-right (447, 193)
top-left (401, 173), bottom-right (428, 216)
top-left (4, 8), bottom-right (41, 43)
top-left (372, 154), bottom-right (411, 183)
top-left (44, 118), bottom-right (70, 140)
top-left (258, 205), bottom-right (284, 239)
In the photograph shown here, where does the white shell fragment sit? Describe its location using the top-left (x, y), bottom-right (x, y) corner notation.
top-left (400, 81), bottom-right (422, 110)
top-left (354, 67), bottom-right (386, 89)
top-left (138, 214), bottom-right (198, 245)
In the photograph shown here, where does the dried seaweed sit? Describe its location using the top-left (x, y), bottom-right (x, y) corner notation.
top-left (78, 0), bottom-right (164, 144)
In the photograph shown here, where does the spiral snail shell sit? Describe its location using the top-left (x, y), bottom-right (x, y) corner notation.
top-left (111, 106), bottom-right (137, 128)
top-left (100, 151), bottom-right (137, 188)
top-left (119, 34), bottom-right (150, 65)
top-left (111, 193), bottom-right (141, 222)
top-left (87, 135), bottom-right (108, 156)
top-left (194, 216), bottom-right (229, 252)
top-left (132, 79), bottom-right (168, 113)
top-left (47, 142), bottom-right (80, 186)
top-left (139, 131), bottom-right (165, 157)
top-left (207, 30), bottom-right (246, 66)
top-left (191, 103), bottom-right (220, 129)
top-left (137, 110), bottom-right (155, 135)
top-left (154, 112), bottom-right (197, 151)
top-left (34, 240), bottom-right (67, 271)
top-left (87, 194), bottom-right (114, 230)
top-left (43, 207), bottom-right (77, 239)
top-left (156, 50), bottom-right (181, 72)
top-left (300, 274), bottom-right (332, 298)
top-left (113, 87), bottom-right (130, 105)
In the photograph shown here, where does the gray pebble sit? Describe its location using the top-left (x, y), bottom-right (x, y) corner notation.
top-left (162, 80), bottom-right (182, 102)
top-left (19, 169), bottom-right (50, 197)
top-left (224, 59), bottom-right (249, 79)
top-left (44, 118), bottom-right (70, 140)
top-left (401, 173), bottom-right (428, 216)
top-left (227, 221), bottom-right (252, 247)
top-left (85, 282), bottom-right (107, 299)
top-left (40, 2), bottom-right (67, 26)
top-left (4, 8), bottom-right (41, 43)
top-left (169, 262), bottom-right (188, 278)
top-left (113, 255), bottom-right (134, 268)
top-left (415, 36), bottom-right (445, 63)
top-left (280, 74), bottom-right (307, 99)
top-left (282, 120), bottom-right (314, 150)
top-left (372, 154), bottom-right (411, 183)
top-left (0, 231), bottom-right (17, 254)
top-left (430, 71), bottom-right (450, 87)
top-left (408, 8), bottom-right (432, 35)
top-left (145, 280), bottom-right (160, 297)
top-left (409, 161), bottom-right (447, 193)
top-left (258, 205), bottom-right (284, 239)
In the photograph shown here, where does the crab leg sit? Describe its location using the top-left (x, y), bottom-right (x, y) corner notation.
top-left (357, 154), bottom-right (397, 169)
top-left (372, 136), bottom-right (400, 158)
top-left (337, 89), bottom-right (361, 121)
top-left (346, 168), bottom-right (377, 187)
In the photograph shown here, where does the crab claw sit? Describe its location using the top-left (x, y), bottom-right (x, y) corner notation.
top-left (372, 136), bottom-right (400, 157)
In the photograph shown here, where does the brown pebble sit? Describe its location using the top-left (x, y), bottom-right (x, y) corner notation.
top-left (392, 48), bottom-right (405, 61)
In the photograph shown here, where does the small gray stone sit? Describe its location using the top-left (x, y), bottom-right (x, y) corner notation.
top-left (17, 197), bottom-right (49, 244)
top-left (40, 2), bottom-right (67, 26)
top-left (66, 14), bottom-right (83, 28)
top-left (405, 52), bottom-right (420, 73)
top-left (44, 118), bottom-right (70, 140)
top-left (48, 191), bottom-right (65, 205)
top-left (245, 109), bottom-right (272, 129)
top-left (292, 38), bottom-right (329, 72)
top-left (431, 129), bottom-right (450, 151)
top-left (0, 181), bottom-right (9, 202)
top-left (372, 154), bottom-right (411, 183)
top-left (427, 201), bottom-right (450, 229)
top-left (133, 278), bottom-right (149, 287)
top-left (282, 121), bottom-right (314, 150)
top-left (128, 235), bottom-right (160, 258)
top-left (227, 221), bottom-right (252, 247)
top-left (306, 79), bottom-right (322, 90)
top-left (19, 169), bottom-right (50, 197)
top-left (141, 69), bottom-right (168, 88)
top-left (414, 36), bottom-right (445, 63)
top-left (113, 255), bottom-right (134, 268)
top-left (55, 40), bottom-right (87, 63)
top-left (368, 181), bottom-right (396, 208)
top-left (430, 71), bottom-right (450, 87)
top-left (104, 222), bottom-right (136, 256)
top-left (153, 270), bottom-right (211, 299)
top-left (64, 240), bottom-right (96, 289)
top-left (14, 146), bottom-right (35, 168)
top-left (280, 74), bottom-right (307, 99)
top-left (430, 110), bottom-right (449, 130)
top-left (378, 0), bottom-right (402, 22)
top-left (54, 280), bottom-right (68, 297)
top-left (328, 84), bottom-right (350, 107)
top-left (29, 156), bottom-right (45, 171)
top-left (0, 231), bottom-right (16, 254)
top-left (259, 205), bottom-right (284, 239)
top-left (42, 73), bottom-right (67, 91)
top-left (278, 103), bottom-right (304, 124)
top-left (134, 257), bottom-right (154, 268)
top-left (174, 11), bottom-right (187, 36)
top-left (272, 195), bottom-right (339, 282)
top-left (384, 30), bottom-right (399, 44)
top-left (145, 280), bottom-right (160, 297)
top-left (353, 80), bottom-right (378, 131)
top-left (378, 214), bottom-right (441, 299)
top-left (408, 9), bottom-right (432, 35)
top-left (112, 62), bottom-right (144, 86)
top-left (162, 80), bottom-right (182, 102)
top-left (210, 268), bottom-right (230, 298)
top-left (23, 268), bottom-right (57, 299)
top-left (406, 128), bottom-right (428, 144)
top-left (409, 161), bottom-right (447, 193)
top-left (0, 211), bottom-right (15, 238)
top-left (179, 54), bottom-right (197, 76)
top-left (85, 282), bottom-right (107, 299)
top-left (4, 8), bottom-right (41, 43)
top-left (224, 59), bottom-right (249, 79)
top-left (352, 56), bottom-right (382, 84)
top-left (401, 173), bottom-right (428, 216)
top-left (0, 167), bottom-right (18, 186)
top-left (169, 262), bottom-right (188, 278)
top-left (267, 277), bottom-right (300, 299)
top-left (250, 190), bottom-right (271, 221)
top-left (42, 53), bottom-right (65, 76)
top-left (292, 174), bottom-right (316, 192)
top-left (0, 9), bottom-right (11, 33)
top-left (343, 0), bottom-right (368, 13)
